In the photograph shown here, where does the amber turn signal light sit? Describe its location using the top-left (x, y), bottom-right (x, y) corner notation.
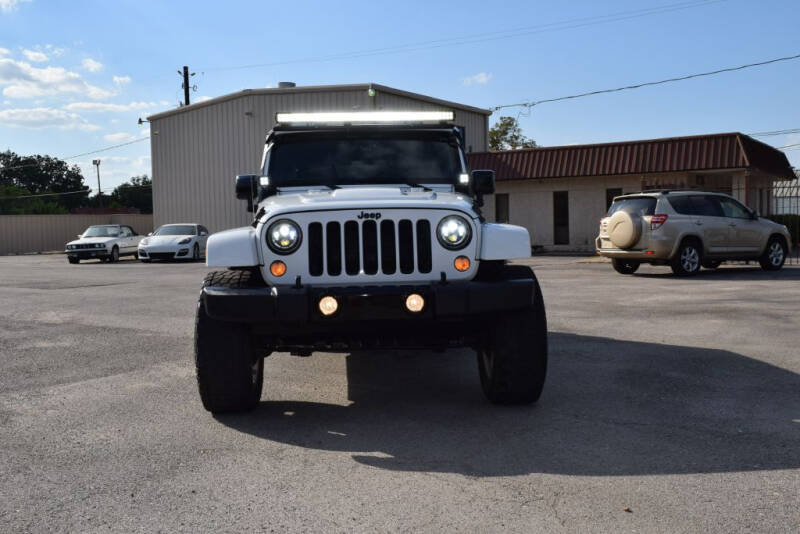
top-left (454, 256), bottom-right (470, 272)
top-left (270, 260), bottom-right (287, 277)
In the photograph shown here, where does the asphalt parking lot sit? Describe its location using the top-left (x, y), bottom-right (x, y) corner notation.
top-left (1, 254), bottom-right (799, 533)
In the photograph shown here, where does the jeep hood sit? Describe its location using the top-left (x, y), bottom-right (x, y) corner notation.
top-left (256, 187), bottom-right (477, 222)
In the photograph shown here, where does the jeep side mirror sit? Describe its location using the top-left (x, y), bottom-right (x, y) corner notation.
top-left (235, 174), bottom-right (259, 212)
top-left (471, 170), bottom-right (495, 195)
top-left (470, 169), bottom-right (495, 207)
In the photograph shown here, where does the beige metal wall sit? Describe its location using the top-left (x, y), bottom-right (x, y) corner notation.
top-left (0, 214), bottom-right (153, 255)
top-left (150, 88), bottom-right (489, 232)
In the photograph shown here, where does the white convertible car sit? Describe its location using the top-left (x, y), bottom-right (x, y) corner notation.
top-left (138, 223), bottom-right (209, 262)
top-left (65, 224), bottom-right (143, 264)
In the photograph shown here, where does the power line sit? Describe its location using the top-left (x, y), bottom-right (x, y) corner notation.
top-left (202, 0), bottom-right (724, 72)
top-left (0, 183), bottom-right (153, 201)
top-left (493, 53), bottom-right (800, 111)
top-left (0, 137), bottom-right (150, 173)
top-left (748, 128), bottom-right (800, 138)
top-left (776, 143), bottom-right (800, 150)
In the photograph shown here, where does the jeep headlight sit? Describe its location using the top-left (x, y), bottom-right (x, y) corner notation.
top-left (437, 215), bottom-right (471, 250)
top-left (267, 219), bottom-right (302, 254)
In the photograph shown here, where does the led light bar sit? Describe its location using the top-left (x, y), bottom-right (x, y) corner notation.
top-left (275, 111), bottom-right (455, 124)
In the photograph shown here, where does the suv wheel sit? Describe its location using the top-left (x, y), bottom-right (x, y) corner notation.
top-left (477, 267), bottom-right (548, 405)
top-left (612, 258), bottom-right (640, 275)
top-left (759, 236), bottom-right (787, 271)
top-left (195, 270), bottom-right (265, 413)
top-left (670, 239), bottom-right (702, 276)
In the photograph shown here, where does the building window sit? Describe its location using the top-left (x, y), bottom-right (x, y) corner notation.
top-left (553, 191), bottom-right (569, 245)
top-left (606, 188), bottom-right (622, 211)
top-left (495, 193), bottom-right (509, 223)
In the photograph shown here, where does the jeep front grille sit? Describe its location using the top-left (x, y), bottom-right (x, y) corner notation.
top-left (307, 218), bottom-right (433, 277)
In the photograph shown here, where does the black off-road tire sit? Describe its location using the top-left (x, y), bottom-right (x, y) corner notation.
top-left (759, 236), bottom-right (787, 271)
top-left (612, 258), bottom-right (640, 275)
top-left (68, 257), bottom-right (79, 264)
top-left (195, 270), bottom-right (265, 414)
top-left (670, 238), bottom-right (702, 276)
top-left (477, 267), bottom-right (548, 405)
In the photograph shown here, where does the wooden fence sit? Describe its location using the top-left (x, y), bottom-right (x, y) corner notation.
top-left (0, 214), bottom-right (153, 255)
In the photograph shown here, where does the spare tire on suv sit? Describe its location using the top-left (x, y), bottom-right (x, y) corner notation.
top-left (607, 210), bottom-right (642, 249)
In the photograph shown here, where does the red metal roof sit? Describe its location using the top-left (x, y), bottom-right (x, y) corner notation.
top-left (467, 133), bottom-right (795, 181)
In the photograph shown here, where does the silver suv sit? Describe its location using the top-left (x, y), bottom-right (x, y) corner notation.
top-left (596, 191), bottom-right (791, 275)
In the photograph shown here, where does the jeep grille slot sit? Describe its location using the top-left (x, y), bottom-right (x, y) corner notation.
top-left (398, 220), bottom-right (414, 274)
top-left (380, 220), bottom-right (396, 274)
top-left (308, 223), bottom-right (323, 276)
top-left (326, 222), bottom-right (342, 276)
top-left (362, 220), bottom-right (379, 275)
top-left (416, 220), bottom-right (432, 273)
top-left (344, 221), bottom-right (360, 275)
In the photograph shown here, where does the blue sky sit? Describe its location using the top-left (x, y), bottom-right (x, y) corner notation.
top-left (1, 0), bottom-right (798, 193)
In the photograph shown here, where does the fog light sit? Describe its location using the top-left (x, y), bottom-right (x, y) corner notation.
top-left (270, 260), bottom-right (287, 277)
top-left (318, 296), bottom-right (338, 316)
top-left (454, 256), bottom-right (470, 272)
top-left (405, 293), bottom-right (425, 313)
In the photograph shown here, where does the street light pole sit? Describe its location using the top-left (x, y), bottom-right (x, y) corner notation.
top-left (92, 159), bottom-right (102, 208)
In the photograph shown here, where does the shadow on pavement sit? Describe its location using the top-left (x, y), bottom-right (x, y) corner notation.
top-left (217, 332), bottom-right (800, 477)
top-left (634, 265), bottom-right (800, 281)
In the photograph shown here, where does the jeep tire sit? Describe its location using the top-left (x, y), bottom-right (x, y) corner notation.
top-left (477, 267), bottom-right (548, 405)
top-left (195, 270), bottom-right (264, 413)
top-left (612, 258), bottom-right (640, 275)
top-left (670, 238), bottom-right (702, 276)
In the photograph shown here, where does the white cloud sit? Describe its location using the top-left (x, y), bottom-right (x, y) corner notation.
top-left (81, 58), bottom-right (103, 72)
top-left (462, 72), bottom-right (492, 86)
top-left (63, 101), bottom-right (161, 113)
top-left (0, 57), bottom-right (114, 99)
top-left (0, 107), bottom-right (100, 130)
top-left (0, 47), bottom-right (10, 57)
top-left (22, 49), bottom-right (48, 62)
top-left (112, 75), bottom-right (131, 86)
top-left (0, 0), bottom-right (31, 13)
top-left (103, 132), bottom-right (138, 143)
top-left (45, 44), bottom-right (66, 57)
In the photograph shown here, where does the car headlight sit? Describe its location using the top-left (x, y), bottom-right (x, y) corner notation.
top-left (437, 215), bottom-right (471, 250)
top-left (67, 245), bottom-right (73, 250)
top-left (140, 238), bottom-right (149, 246)
top-left (178, 237), bottom-right (192, 245)
top-left (267, 219), bottom-right (302, 254)
top-left (95, 243), bottom-right (105, 249)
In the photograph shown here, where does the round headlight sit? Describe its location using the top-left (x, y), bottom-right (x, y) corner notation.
top-left (267, 219), bottom-right (302, 254)
top-left (437, 215), bottom-right (471, 250)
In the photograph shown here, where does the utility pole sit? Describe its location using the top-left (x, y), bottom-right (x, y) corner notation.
top-left (92, 159), bottom-right (102, 207)
top-left (177, 66), bottom-right (196, 106)
top-left (182, 66), bottom-right (190, 106)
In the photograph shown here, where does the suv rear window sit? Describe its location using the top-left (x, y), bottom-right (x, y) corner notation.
top-left (607, 197), bottom-right (657, 216)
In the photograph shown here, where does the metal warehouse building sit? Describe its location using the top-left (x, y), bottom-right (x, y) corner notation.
top-left (147, 83), bottom-right (491, 231)
top-left (469, 132), bottom-right (796, 251)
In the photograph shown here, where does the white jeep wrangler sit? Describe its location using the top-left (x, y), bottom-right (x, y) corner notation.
top-left (195, 111), bottom-right (548, 413)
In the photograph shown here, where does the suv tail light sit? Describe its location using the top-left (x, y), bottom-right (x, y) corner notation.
top-left (650, 214), bottom-right (668, 230)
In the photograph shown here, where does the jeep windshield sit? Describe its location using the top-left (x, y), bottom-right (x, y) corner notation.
top-left (267, 131), bottom-right (463, 187)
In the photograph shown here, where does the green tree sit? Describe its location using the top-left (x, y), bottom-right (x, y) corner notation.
top-left (111, 175), bottom-right (152, 213)
top-left (0, 151), bottom-right (89, 211)
top-left (0, 184), bottom-right (68, 215)
top-left (488, 116), bottom-right (537, 151)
